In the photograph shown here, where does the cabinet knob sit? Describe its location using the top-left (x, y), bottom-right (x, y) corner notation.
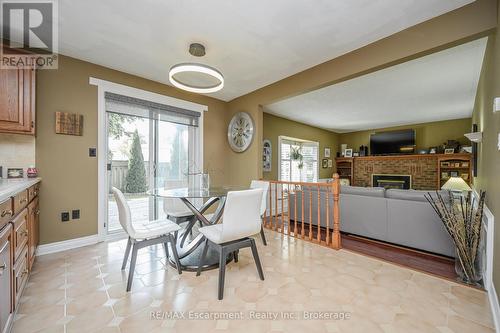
top-left (20, 198), bottom-right (28, 204)
top-left (1, 210), bottom-right (12, 217)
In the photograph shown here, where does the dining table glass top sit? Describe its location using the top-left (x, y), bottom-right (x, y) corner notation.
top-left (148, 186), bottom-right (248, 199)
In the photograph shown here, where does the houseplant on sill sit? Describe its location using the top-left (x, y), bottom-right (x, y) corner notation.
top-left (290, 146), bottom-right (304, 170)
top-left (425, 184), bottom-right (486, 286)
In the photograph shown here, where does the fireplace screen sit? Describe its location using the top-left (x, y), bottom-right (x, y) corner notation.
top-left (372, 174), bottom-right (411, 189)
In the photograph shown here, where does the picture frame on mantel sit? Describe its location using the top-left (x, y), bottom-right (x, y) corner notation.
top-left (444, 148), bottom-right (455, 154)
top-left (344, 149), bottom-right (353, 158)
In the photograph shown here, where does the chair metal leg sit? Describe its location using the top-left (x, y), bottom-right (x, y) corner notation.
top-left (163, 242), bottom-right (170, 258)
top-left (196, 239), bottom-right (209, 277)
top-left (218, 248), bottom-right (227, 300)
top-left (122, 237), bottom-right (132, 270)
top-left (260, 226), bottom-right (267, 246)
top-left (126, 244), bottom-right (139, 292)
top-left (168, 234), bottom-right (182, 275)
top-left (250, 239), bottom-right (265, 281)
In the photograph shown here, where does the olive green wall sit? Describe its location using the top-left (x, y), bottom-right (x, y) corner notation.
top-left (227, 0), bottom-right (496, 186)
top-left (262, 113), bottom-right (339, 180)
top-left (36, 55), bottom-right (230, 244)
top-left (472, 24), bottom-right (500, 300)
top-left (338, 118), bottom-right (472, 153)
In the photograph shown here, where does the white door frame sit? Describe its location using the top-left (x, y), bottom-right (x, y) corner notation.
top-left (90, 77), bottom-right (207, 242)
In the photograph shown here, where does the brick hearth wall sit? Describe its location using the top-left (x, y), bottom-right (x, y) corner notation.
top-left (353, 156), bottom-right (438, 190)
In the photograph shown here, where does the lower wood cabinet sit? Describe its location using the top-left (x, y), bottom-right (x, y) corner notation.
top-left (12, 247), bottom-right (28, 307)
top-left (27, 198), bottom-right (39, 271)
top-left (0, 224), bottom-right (13, 333)
top-left (11, 209), bottom-right (28, 263)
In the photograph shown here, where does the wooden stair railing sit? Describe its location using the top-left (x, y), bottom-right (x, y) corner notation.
top-left (264, 174), bottom-right (341, 250)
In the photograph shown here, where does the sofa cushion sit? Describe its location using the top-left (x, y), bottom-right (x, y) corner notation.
top-left (341, 185), bottom-right (385, 197)
top-left (385, 189), bottom-right (449, 202)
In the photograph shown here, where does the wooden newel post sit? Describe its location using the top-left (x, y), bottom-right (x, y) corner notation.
top-left (331, 173), bottom-right (341, 250)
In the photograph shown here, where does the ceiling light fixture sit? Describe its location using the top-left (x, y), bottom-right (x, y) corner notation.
top-left (168, 43), bottom-right (224, 94)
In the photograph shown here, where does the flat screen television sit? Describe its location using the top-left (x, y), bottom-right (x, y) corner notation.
top-left (370, 129), bottom-right (416, 155)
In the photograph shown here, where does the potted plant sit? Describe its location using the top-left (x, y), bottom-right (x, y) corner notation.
top-left (290, 146), bottom-right (304, 169)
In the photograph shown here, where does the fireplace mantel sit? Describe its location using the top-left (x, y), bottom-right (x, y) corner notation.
top-left (341, 153), bottom-right (472, 190)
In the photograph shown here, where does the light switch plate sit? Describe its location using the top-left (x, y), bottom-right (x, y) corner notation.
top-left (494, 97), bottom-right (500, 113)
top-left (498, 133), bottom-right (500, 151)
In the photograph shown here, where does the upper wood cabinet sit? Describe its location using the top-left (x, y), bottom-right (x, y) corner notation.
top-left (0, 66), bottom-right (36, 135)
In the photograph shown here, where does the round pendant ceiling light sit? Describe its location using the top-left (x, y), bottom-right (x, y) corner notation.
top-left (169, 43), bottom-right (224, 94)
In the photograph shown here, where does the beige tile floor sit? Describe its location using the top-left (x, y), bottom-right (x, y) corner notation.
top-left (12, 230), bottom-right (495, 333)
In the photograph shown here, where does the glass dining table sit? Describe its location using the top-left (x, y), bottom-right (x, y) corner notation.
top-left (148, 186), bottom-right (247, 271)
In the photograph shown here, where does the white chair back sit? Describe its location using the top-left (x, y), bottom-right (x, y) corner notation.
top-left (221, 189), bottom-right (263, 243)
top-left (112, 187), bottom-right (135, 236)
top-left (162, 179), bottom-right (191, 216)
top-left (250, 180), bottom-right (269, 216)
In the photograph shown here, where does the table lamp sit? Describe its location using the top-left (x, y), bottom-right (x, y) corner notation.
top-left (441, 176), bottom-right (471, 195)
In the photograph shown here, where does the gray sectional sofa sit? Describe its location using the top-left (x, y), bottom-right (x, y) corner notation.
top-left (289, 185), bottom-right (455, 257)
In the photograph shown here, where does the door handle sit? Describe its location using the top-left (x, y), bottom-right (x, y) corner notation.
top-left (1, 210), bottom-right (12, 217)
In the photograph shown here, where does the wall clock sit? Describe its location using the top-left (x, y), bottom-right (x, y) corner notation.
top-left (227, 112), bottom-right (255, 152)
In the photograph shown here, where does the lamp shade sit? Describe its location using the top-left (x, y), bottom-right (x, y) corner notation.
top-left (441, 177), bottom-right (472, 191)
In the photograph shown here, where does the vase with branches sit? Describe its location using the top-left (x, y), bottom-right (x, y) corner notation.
top-left (425, 190), bottom-right (486, 286)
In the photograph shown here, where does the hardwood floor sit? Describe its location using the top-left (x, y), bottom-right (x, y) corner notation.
top-left (340, 233), bottom-right (456, 280)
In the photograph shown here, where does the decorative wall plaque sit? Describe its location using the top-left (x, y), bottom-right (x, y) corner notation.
top-left (55, 112), bottom-right (83, 136)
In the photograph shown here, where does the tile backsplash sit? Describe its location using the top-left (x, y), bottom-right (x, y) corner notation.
top-left (0, 133), bottom-right (35, 178)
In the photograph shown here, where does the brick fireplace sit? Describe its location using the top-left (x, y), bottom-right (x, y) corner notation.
top-left (352, 155), bottom-right (438, 190)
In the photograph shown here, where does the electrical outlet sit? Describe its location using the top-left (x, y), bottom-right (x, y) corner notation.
top-left (72, 209), bottom-right (80, 219)
top-left (61, 212), bottom-right (70, 222)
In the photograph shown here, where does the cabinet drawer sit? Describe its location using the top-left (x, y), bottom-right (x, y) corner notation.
top-left (13, 247), bottom-right (28, 308)
top-left (13, 190), bottom-right (28, 216)
top-left (28, 183), bottom-right (39, 202)
top-left (0, 199), bottom-right (13, 231)
top-left (11, 209), bottom-right (28, 262)
top-left (0, 224), bottom-right (13, 333)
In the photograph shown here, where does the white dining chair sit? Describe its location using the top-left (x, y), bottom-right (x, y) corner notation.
top-left (250, 180), bottom-right (270, 245)
top-left (196, 188), bottom-right (265, 300)
top-left (112, 187), bottom-right (182, 291)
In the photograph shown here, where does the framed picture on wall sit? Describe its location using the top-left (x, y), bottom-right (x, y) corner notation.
top-left (328, 159), bottom-right (333, 168)
top-left (322, 159), bottom-right (328, 168)
top-left (324, 147), bottom-right (331, 158)
top-left (344, 149), bottom-right (353, 158)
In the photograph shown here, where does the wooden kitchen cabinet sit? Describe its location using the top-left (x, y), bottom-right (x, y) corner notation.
top-left (0, 66), bottom-right (36, 135)
top-left (27, 197), bottom-right (39, 271)
top-left (11, 209), bottom-right (28, 263)
top-left (0, 224), bottom-right (13, 333)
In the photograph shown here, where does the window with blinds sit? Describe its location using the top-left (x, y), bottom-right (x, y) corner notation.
top-left (279, 137), bottom-right (319, 182)
top-left (105, 92), bottom-right (200, 126)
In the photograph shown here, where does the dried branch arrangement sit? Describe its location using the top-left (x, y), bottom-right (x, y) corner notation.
top-left (425, 190), bottom-right (486, 285)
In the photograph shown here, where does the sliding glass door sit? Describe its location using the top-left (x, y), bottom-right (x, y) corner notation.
top-left (105, 93), bottom-right (199, 235)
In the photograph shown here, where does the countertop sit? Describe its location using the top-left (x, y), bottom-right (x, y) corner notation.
top-left (0, 177), bottom-right (41, 203)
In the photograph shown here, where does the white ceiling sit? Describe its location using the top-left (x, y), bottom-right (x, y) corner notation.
top-left (265, 37), bottom-right (487, 133)
top-left (57, 0), bottom-right (473, 101)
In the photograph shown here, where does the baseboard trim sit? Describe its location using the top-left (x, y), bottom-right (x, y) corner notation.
top-left (489, 282), bottom-right (500, 333)
top-left (36, 234), bottom-right (99, 256)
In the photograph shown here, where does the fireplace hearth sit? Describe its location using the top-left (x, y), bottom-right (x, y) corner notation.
top-left (372, 174), bottom-right (411, 189)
